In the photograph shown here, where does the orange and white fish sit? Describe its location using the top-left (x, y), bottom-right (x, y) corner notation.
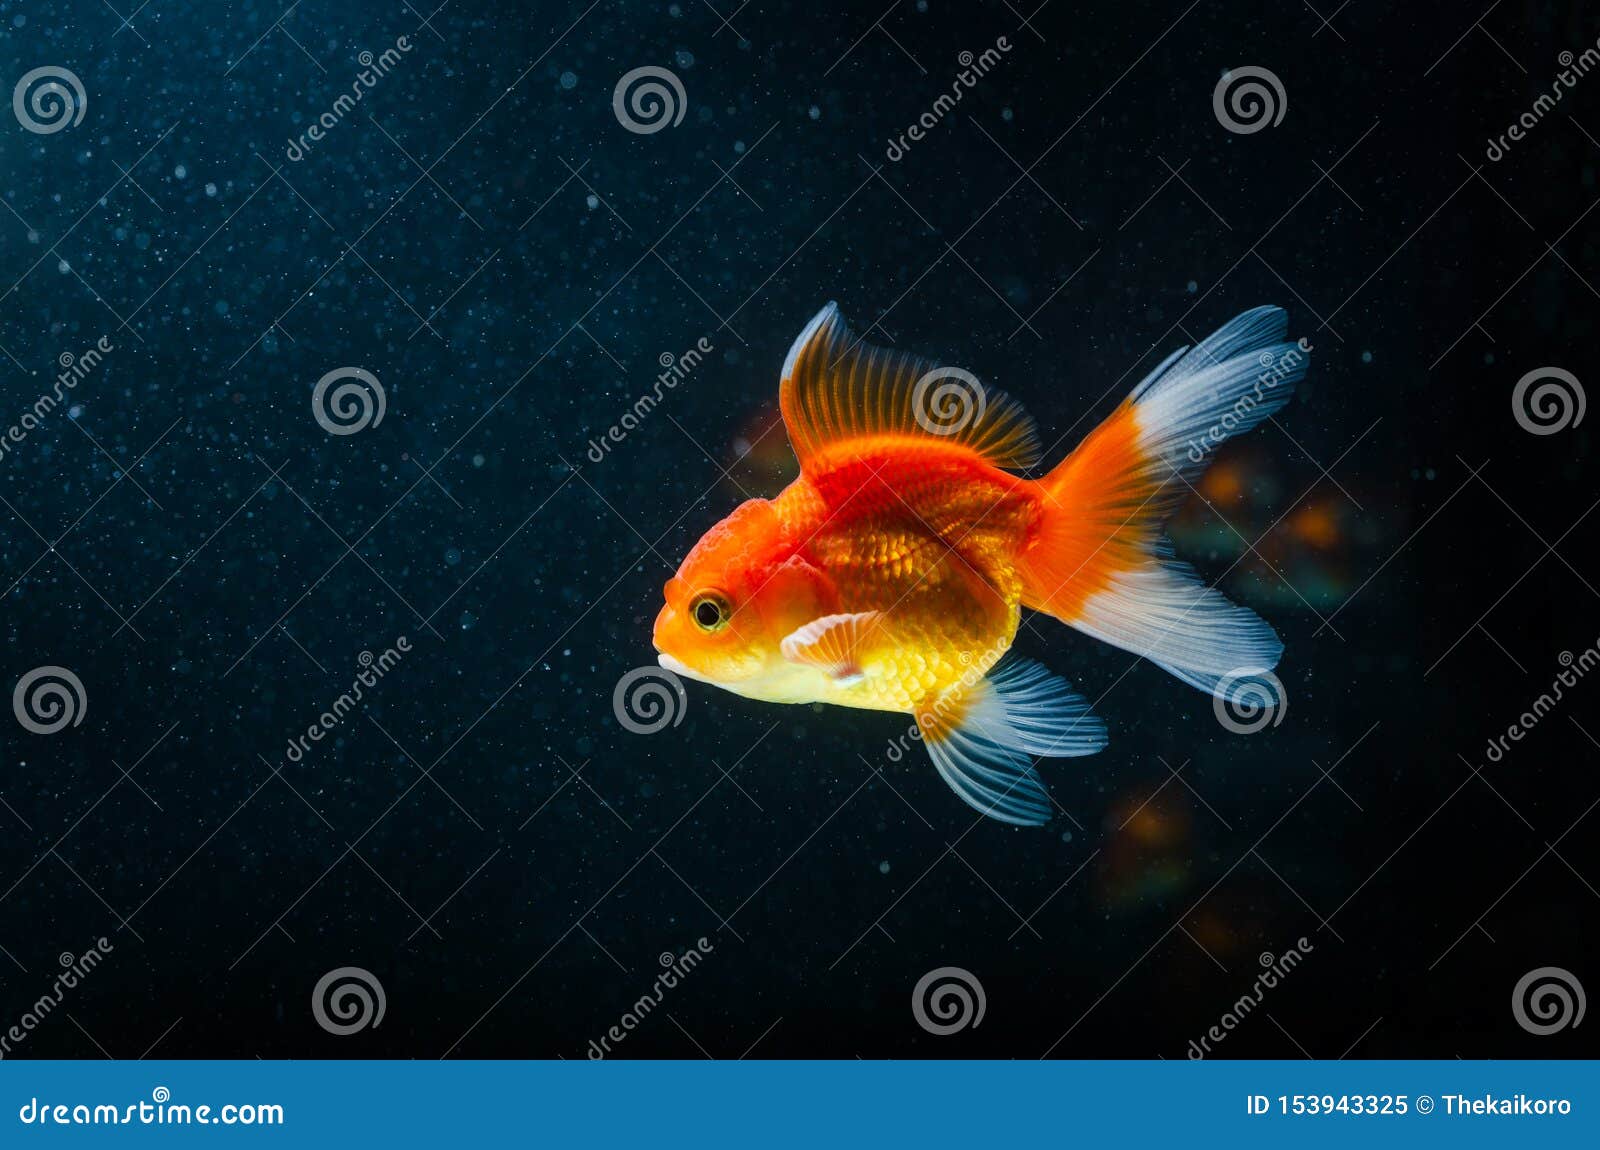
top-left (653, 303), bottom-right (1307, 825)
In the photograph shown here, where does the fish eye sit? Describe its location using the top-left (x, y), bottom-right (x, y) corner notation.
top-left (690, 591), bottom-right (731, 633)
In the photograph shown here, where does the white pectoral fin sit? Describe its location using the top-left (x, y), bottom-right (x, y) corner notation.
top-left (919, 657), bottom-right (1108, 827)
top-left (779, 611), bottom-right (883, 684)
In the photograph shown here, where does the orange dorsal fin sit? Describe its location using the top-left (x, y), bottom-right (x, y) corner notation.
top-left (778, 302), bottom-right (1042, 472)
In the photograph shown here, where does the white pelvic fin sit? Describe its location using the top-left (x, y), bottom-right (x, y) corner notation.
top-left (920, 657), bottom-right (1107, 827)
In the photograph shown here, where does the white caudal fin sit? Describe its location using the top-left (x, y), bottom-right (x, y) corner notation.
top-left (1129, 305), bottom-right (1307, 486)
top-left (1027, 307), bottom-right (1309, 708)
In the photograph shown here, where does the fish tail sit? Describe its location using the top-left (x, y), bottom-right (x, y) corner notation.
top-left (1016, 306), bottom-right (1309, 704)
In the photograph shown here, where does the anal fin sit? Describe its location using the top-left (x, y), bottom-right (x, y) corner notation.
top-left (917, 657), bottom-right (1108, 827)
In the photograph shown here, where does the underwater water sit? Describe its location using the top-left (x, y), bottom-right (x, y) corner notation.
top-left (1, 0), bottom-right (1595, 1060)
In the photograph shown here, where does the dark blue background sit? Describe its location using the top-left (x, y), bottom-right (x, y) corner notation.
top-left (1, 0), bottom-right (1595, 1058)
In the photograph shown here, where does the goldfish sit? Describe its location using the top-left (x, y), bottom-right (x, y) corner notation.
top-left (653, 303), bottom-right (1307, 825)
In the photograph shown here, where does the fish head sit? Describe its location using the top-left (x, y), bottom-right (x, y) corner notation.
top-left (653, 498), bottom-right (833, 700)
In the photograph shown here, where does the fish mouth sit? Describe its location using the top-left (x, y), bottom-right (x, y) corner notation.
top-left (657, 652), bottom-right (711, 685)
